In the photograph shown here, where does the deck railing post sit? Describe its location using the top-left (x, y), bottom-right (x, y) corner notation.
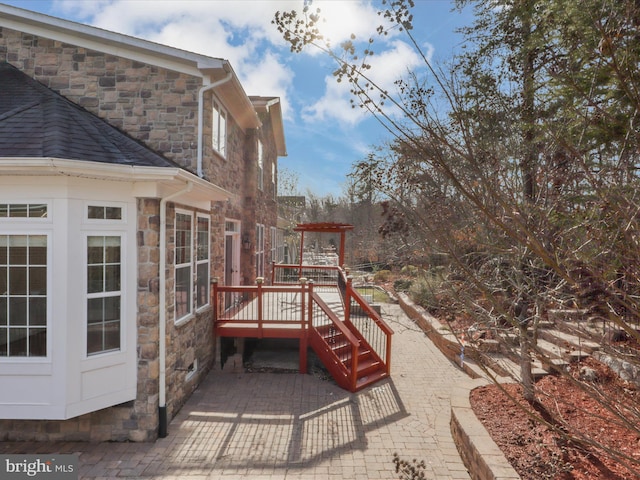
top-left (256, 277), bottom-right (264, 337)
top-left (299, 277), bottom-right (309, 374)
top-left (345, 274), bottom-right (353, 324)
top-left (307, 279), bottom-right (314, 329)
top-left (211, 277), bottom-right (218, 327)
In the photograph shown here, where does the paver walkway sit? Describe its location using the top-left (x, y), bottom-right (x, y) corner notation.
top-left (0, 304), bottom-right (472, 479)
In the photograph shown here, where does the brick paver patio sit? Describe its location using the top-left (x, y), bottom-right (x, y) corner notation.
top-left (1, 304), bottom-right (472, 479)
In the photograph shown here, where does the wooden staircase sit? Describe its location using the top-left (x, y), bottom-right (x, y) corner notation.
top-left (310, 323), bottom-right (389, 392)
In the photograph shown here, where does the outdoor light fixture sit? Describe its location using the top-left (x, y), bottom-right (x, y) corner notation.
top-left (242, 234), bottom-right (251, 250)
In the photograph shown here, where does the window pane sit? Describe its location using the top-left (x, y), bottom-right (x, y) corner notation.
top-left (9, 240), bottom-right (27, 264)
top-left (105, 207), bottom-right (122, 220)
top-left (29, 243), bottom-right (47, 266)
top-left (9, 204), bottom-right (28, 218)
top-left (0, 328), bottom-right (6, 356)
top-left (87, 324), bottom-right (102, 355)
top-left (87, 298), bottom-right (103, 324)
top-left (196, 263), bottom-right (208, 308)
top-left (0, 298), bottom-right (6, 326)
top-left (9, 327), bottom-right (27, 356)
top-left (0, 238), bottom-right (6, 264)
top-left (105, 265), bottom-right (121, 292)
top-left (104, 296), bottom-right (120, 321)
top-left (88, 265), bottom-right (104, 293)
top-left (87, 206), bottom-right (104, 219)
top-left (9, 297), bottom-right (27, 325)
top-left (104, 321), bottom-right (120, 351)
top-left (197, 218), bottom-right (209, 261)
top-left (29, 267), bottom-right (47, 295)
top-left (28, 204), bottom-right (47, 218)
top-left (175, 265), bottom-right (191, 319)
top-left (28, 328), bottom-right (46, 356)
top-left (0, 266), bottom-right (6, 294)
top-left (9, 267), bottom-right (27, 294)
top-left (0, 205), bottom-right (7, 218)
top-left (104, 237), bottom-right (121, 262)
top-left (29, 297), bottom-right (46, 326)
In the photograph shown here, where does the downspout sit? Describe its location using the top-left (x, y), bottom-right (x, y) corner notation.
top-left (158, 181), bottom-right (193, 438)
top-left (197, 66), bottom-right (233, 178)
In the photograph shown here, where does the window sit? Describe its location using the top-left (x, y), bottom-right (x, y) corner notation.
top-left (196, 216), bottom-right (209, 309)
top-left (272, 162), bottom-right (277, 199)
top-left (175, 211), bottom-right (210, 320)
top-left (0, 203), bottom-right (47, 218)
top-left (257, 140), bottom-right (264, 191)
top-left (175, 212), bottom-right (192, 321)
top-left (270, 227), bottom-right (277, 265)
top-left (87, 236), bottom-right (121, 355)
top-left (256, 224), bottom-right (265, 278)
top-left (212, 99), bottom-right (227, 157)
top-left (87, 205), bottom-right (122, 220)
top-left (0, 235), bottom-right (47, 357)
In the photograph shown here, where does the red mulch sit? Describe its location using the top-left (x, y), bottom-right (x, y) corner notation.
top-left (470, 357), bottom-right (640, 479)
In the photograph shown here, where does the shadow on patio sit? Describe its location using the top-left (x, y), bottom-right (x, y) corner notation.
top-left (145, 371), bottom-right (409, 475)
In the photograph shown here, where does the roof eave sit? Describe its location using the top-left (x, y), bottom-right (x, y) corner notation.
top-left (0, 157), bottom-right (232, 203)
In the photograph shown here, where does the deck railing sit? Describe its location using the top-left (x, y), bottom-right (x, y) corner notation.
top-left (340, 270), bottom-right (394, 374)
top-left (214, 265), bottom-right (393, 388)
top-left (272, 263), bottom-right (340, 286)
top-left (212, 279), bottom-right (309, 335)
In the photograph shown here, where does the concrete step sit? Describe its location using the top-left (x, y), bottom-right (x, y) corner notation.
top-left (538, 328), bottom-right (600, 354)
top-left (485, 353), bottom-right (547, 382)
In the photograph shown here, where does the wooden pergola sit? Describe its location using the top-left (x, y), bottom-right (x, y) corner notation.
top-left (293, 222), bottom-right (354, 267)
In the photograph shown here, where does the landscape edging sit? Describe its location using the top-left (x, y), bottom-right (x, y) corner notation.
top-left (396, 292), bottom-right (521, 480)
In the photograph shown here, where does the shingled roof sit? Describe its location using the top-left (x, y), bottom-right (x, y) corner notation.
top-left (0, 62), bottom-right (181, 168)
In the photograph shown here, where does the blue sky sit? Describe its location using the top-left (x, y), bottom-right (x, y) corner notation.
top-left (3, 0), bottom-right (474, 197)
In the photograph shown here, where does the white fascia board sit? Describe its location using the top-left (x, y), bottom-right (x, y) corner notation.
top-left (0, 4), bottom-right (224, 78)
top-left (0, 157), bottom-right (232, 205)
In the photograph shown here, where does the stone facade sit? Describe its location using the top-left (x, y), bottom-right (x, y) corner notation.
top-left (0, 19), bottom-right (283, 441)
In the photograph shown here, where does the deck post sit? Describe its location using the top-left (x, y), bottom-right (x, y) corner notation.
top-left (211, 278), bottom-right (218, 328)
top-left (299, 277), bottom-right (309, 374)
top-left (345, 275), bottom-right (353, 324)
top-left (256, 277), bottom-right (264, 338)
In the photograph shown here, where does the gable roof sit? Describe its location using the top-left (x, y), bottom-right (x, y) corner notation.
top-left (0, 62), bottom-right (180, 168)
top-left (0, 3), bottom-right (263, 131)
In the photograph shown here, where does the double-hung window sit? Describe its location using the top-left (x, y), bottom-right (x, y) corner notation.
top-left (175, 211), bottom-right (210, 322)
top-left (0, 203), bottom-right (49, 358)
top-left (0, 234), bottom-right (47, 357)
top-left (212, 99), bottom-right (227, 158)
top-left (87, 235), bottom-right (121, 355)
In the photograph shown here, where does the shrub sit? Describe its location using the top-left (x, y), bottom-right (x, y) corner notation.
top-left (393, 278), bottom-right (413, 292)
top-left (373, 269), bottom-right (392, 283)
